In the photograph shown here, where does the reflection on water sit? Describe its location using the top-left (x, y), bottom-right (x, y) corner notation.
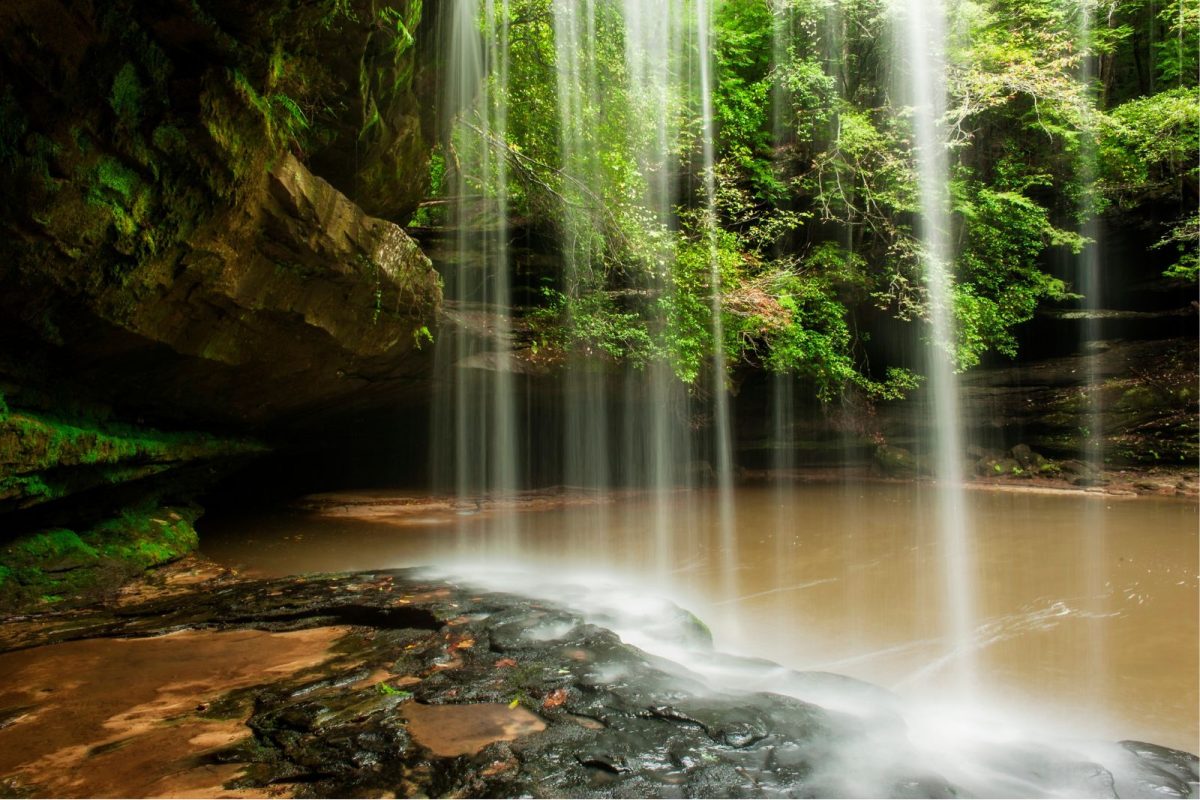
top-left (201, 482), bottom-right (1199, 754)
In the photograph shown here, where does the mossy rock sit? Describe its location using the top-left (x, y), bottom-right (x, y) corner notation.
top-left (874, 444), bottom-right (920, 476)
top-left (0, 408), bottom-right (265, 512)
top-left (0, 504), bottom-right (200, 613)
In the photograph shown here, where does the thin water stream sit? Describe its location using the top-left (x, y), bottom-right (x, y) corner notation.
top-left (202, 484), bottom-right (1199, 755)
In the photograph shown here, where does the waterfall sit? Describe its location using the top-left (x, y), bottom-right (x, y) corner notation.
top-left (695, 0), bottom-right (739, 598)
top-left (769, 2), bottom-right (795, 489)
top-left (553, 0), bottom-right (610, 504)
top-left (433, 0), bottom-right (520, 541)
top-left (898, 0), bottom-right (977, 694)
top-left (435, 0), bottom-right (737, 577)
top-left (1078, 0), bottom-right (1110, 711)
top-left (621, 0), bottom-right (693, 576)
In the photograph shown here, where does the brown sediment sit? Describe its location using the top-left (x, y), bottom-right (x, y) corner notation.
top-left (738, 465), bottom-right (1199, 499)
top-left (401, 700), bottom-right (547, 757)
top-left (0, 626), bottom-right (349, 798)
top-left (297, 487), bottom-right (636, 525)
top-left (300, 467), bottom-right (1197, 532)
top-left (114, 556), bottom-right (241, 608)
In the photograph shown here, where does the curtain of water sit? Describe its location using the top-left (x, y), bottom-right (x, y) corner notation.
top-left (1077, 0), bottom-right (1109, 710)
top-left (897, 0), bottom-right (976, 694)
top-left (434, 0), bottom-right (519, 543)
top-left (768, 2), bottom-right (796, 489)
top-left (554, 0), bottom-right (611, 503)
top-left (437, 0), bottom-right (737, 581)
top-left (695, 0), bottom-right (739, 598)
top-left (621, 0), bottom-right (693, 576)
top-left (768, 0), bottom-right (797, 617)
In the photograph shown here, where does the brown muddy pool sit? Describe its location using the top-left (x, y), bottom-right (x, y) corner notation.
top-left (200, 481), bottom-right (1199, 755)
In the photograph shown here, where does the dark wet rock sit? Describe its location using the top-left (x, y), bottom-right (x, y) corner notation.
top-left (1059, 459), bottom-right (1094, 477)
top-left (1116, 740), bottom-right (1200, 798)
top-left (874, 444), bottom-right (921, 476)
top-left (1010, 443), bottom-right (1048, 470)
top-left (974, 742), bottom-right (1119, 798)
top-left (0, 565), bottom-right (1195, 799)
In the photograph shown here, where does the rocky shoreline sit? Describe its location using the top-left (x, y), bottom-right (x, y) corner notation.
top-left (0, 559), bottom-right (1196, 799)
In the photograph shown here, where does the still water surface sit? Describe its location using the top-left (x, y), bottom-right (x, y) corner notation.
top-left (202, 482), bottom-right (1199, 754)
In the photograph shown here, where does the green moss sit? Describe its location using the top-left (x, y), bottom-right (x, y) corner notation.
top-left (88, 504), bottom-right (199, 568)
top-left (10, 528), bottom-right (98, 562)
top-left (0, 504), bottom-right (201, 613)
top-left (92, 157), bottom-right (139, 204)
top-left (0, 407), bottom-right (266, 511)
top-left (151, 124), bottom-right (188, 155)
top-left (109, 63), bottom-right (145, 128)
top-left (0, 474), bottom-right (65, 504)
top-left (1117, 386), bottom-right (1159, 411)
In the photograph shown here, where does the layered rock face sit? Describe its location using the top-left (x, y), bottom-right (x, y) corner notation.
top-left (0, 0), bottom-right (442, 598)
top-left (0, 0), bottom-right (440, 429)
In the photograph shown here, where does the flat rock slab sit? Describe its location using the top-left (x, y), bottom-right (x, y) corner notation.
top-left (403, 701), bottom-right (547, 757)
top-left (0, 560), bottom-right (1195, 799)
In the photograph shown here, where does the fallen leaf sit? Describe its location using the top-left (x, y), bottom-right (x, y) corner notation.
top-left (542, 688), bottom-right (568, 709)
top-left (454, 638), bottom-right (475, 650)
top-left (481, 759), bottom-right (517, 777)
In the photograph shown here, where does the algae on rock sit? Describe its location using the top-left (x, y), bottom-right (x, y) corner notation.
top-left (0, 503), bottom-right (201, 612)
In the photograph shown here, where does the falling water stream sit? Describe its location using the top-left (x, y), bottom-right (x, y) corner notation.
top-left (1078, 2), bottom-right (1111, 706)
top-left (433, 0), bottom-right (520, 531)
top-left (899, 0), bottom-right (976, 696)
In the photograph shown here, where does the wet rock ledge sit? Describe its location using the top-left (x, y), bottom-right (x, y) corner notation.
top-left (0, 561), bottom-right (1196, 799)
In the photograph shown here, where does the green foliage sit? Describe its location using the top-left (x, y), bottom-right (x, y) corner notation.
top-left (151, 124), bottom-right (188, 155)
top-left (0, 406), bottom-right (264, 509)
top-left (319, 0), bottom-right (360, 28)
top-left (230, 67), bottom-right (308, 151)
top-left (447, 0), bottom-right (1195, 400)
top-left (1158, 214), bottom-right (1199, 282)
top-left (378, 2), bottom-right (423, 96)
top-left (1152, 0), bottom-right (1200, 88)
top-left (1099, 86), bottom-right (1200, 207)
top-left (413, 324), bottom-right (434, 349)
top-left (91, 157), bottom-right (139, 205)
top-left (951, 179), bottom-right (1077, 368)
top-left (713, 0), bottom-right (779, 199)
top-left (1098, 85), bottom-right (1199, 282)
top-left (409, 148), bottom-right (445, 227)
top-left (529, 288), bottom-right (656, 366)
top-left (659, 234), bottom-right (727, 385)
